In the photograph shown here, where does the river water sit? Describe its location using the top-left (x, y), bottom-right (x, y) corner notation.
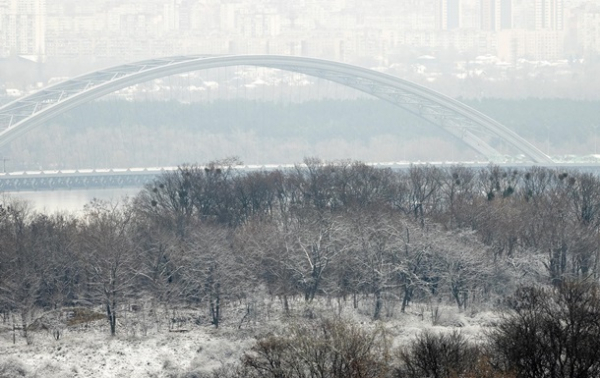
top-left (5, 187), bottom-right (143, 214)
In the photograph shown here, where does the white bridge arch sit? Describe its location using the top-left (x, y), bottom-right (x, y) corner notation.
top-left (0, 55), bottom-right (553, 163)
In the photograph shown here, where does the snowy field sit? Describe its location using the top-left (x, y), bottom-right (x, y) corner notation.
top-left (0, 300), bottom-right (502, 377)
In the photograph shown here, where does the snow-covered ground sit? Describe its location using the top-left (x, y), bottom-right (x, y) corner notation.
top-left (0, 320), bottom-right (254, 377)
top-left (0, 301), bottom-right (502, 377)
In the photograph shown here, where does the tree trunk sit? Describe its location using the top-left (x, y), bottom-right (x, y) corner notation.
top-left (283, 295), bottom-right (290, 313)
top-left (21, 310), bottom-right (30, 345)
top-left (401, 287), bottom-right (413, 313)
top-left (210, 283), bottom-right (221, 328)
top-left (374, 290), bottom-right (382, 320)
top-left (12, 315), bottom-right (16, 344)
top-left (107, 302), bottom-right (117, 336)
top-left (452, 286), bottom-right (467, 311)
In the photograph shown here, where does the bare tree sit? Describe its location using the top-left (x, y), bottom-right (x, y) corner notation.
top-left (81, 200), bottom-right (138, 336)
top-left (283, 214), bottom-right (346, 303)
top-left (332, 161), bottom-right (395, 210)
top-left (28, 213), bottom-right (81, 310)
top-left (346, 209), bottom-right (399, 319)
top-left (434, 230), bottom-right (495, 310)
top-left (401, 165), bottom-right (443, 226)
top-left (180, 225), bottom-right (246, 327)
top-left (438, 165), bottom-right (476, 230)
top-left (490, 281), bottom-right (600, 378)
top-left (389, 221), bottom-right (437, 312)
top-left (0, 201), bottom-right (34, 343)
top-left (134, 164), bottom-right (200, 240)
top-left (568, 172), bottom-right (600, 227)
top-left (232, 170), bottom-right (280, 223)
top-left (131, 217), bottom-right (186, 323)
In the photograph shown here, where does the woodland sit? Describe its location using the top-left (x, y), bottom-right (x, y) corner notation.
top-left (5, 98), bottom-right (600, 170)
top-left (3, 159), bottom-right (600, 377)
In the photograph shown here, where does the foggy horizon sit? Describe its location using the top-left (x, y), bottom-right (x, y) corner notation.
top-left (1, 0), bottom-right (600, 171)
top-left (0, 0), bottom-right (599, 98)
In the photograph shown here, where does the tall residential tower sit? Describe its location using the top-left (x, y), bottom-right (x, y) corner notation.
top-left (438, 0), bottom-right (461, 30)
top-left (0, 0), bottom-right (46, 57)
top-left (535, 0), bottom-right (564, 30)
top-left (480, 0), bottom-right (512, 31)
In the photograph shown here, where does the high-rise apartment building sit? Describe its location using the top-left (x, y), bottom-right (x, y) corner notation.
top-left (0, 0), bottom-right (46, 56)
top-left (163, 0), bottom-right (180, 32)
top-left (578, 6), bottom-right (600, 57)
top-left (438, 0), bottom-right (461, 30)
top-left (460, 0), bottom-right (481, 29)
top-left (480, 0), bottom-right (512, 31)
top-left (535, 0), bottom-right (564, 30)
top-left (0, 0), bottom-right (7, 56)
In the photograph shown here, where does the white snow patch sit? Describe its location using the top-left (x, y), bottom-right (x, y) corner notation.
top-left (0, 302), bottom-right (500, 377)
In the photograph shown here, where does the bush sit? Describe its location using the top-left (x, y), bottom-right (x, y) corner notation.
top-left (242, 318), bottom-right (391, 378)
top-left (488, 280), bottom-right (600, 378)
top-left (396, 331), bottom-right (480, 378)
top-left (0, 357), bottom-right (30, 378)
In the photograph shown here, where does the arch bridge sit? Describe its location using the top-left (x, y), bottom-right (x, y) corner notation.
top-left (0, 55), bottom-right (553, 163)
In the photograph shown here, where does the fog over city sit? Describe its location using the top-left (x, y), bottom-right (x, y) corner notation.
top-left (2, 0), bottom-right (600, 94)
top-left (1, 0), bottom-right (599, 168)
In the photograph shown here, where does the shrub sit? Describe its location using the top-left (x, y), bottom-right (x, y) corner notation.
top-left (488, 280), bottom-right (600, 378)
top-left (462, 356), bottom-right (516, 378)
top-left (0, 357), bottom-right (29, 378)
top-left (396, 330), bottom-right (480, 378)
top-left (242, 318), bottom-right (391, 378)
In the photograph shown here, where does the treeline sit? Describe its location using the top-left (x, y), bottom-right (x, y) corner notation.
top-left (7, 98), bottom-right (600, 170)
top-left (463, 98), bottom-right (600, 146)
top-left (2, 160), bottom-right (600, 338)
top-left (53, 98), bottom-right (435, 141)
top-left (56, 98), bottom-right (600, 146)
top-left (7, 98), bottom-right (448, 170)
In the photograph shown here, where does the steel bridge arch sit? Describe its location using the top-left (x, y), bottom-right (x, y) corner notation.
top-left (0, 55), bottom-right (553, 163)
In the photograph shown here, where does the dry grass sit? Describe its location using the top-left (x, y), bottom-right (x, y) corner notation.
top-left (65, 308), bottom-right (105, 327)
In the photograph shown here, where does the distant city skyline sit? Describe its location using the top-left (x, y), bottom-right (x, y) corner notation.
top-left (0, 0), bottom-right (599, 63)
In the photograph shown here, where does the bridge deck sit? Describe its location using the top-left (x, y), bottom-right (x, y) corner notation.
top-left (2, 162), bottom-right (595, 192)
top-left (0, 168), bottom-right (171, 191)
top-left (0, 165), bottom-right (291, 191)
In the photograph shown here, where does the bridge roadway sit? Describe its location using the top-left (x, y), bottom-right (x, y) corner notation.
top-left (0, 167), bottom-right (171, 192)
top-left (1, 162), bottom-right (597, 192)
top-left (0, 165), bottom-right (295, 192)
